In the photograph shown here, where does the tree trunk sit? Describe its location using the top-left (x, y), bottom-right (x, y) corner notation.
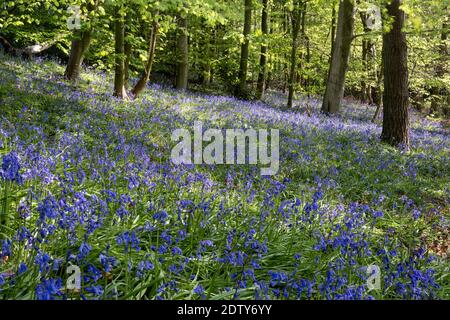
top-left (113, 6), bottom-right (128, 99)
top-left (202, 23), bottom-right (212, 86)
top-left (361, 35), bottom-right (368, 102)
top-left (175, 14), bottom-right (189, 90)
top-left (256, 0), bottom-right (269, 100)
top-left (287, 1), bottom-right (304, 109)
top-left (64, 32), bottom-right (92, 81)
top-left (321, 0), bottom-right (355, 114)
top-left (64, 1), bottom-right (98, 81)
top-left (236, 0), bottom-right (252, 98)
top-left (131, 20), bottom-right (159, 98)
top-left (381, 0), bottom-right (409, 149)
top-left (305, 34), bottom-right (311, 90)
top-left (266, 15), bottom-right (275, 92)
top-left (371, 60), bottom-right (383, 123)
top-left (372, 101), bottom-right (382, 123)
top-left (298, 4), bottom-right (307, 88)
top-left (360, 10), bottom-right (376, 104)
top-left (330, 2), bottom-right (337, 58)
top-left (430, 17), bottom-right (449, 115)
top-left (282, 10), bottom-right (288, 94)
top-left (124, 13), bottom-right (132, 89)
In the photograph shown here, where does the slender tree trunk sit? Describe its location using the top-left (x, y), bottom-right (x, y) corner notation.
top-left (266, 15), bottom-right (274, 92)
top-left (372, 60), bottom-right (383, 123)
top-left (237, 0), bottom-right (252, 98)
top-left (131, 20), bottom-right (159, 98)
top-left (361, 35), bottom-right (368, 102)
top-left (210, 26), bottom-right (218, 84)
top-left (124, 13), bottom-right (132, 89)
top-left (114, 6), bottom-right (128, 99)
top-left (321, 0), bottom-right (355, 114)
top-left (202, 23), bottom-right (212, 86)
top-left (305, 34), bottom-right (311, 90)
top-left (360, 10), bottom-right (376, 104)
top-left (287, 1), bottom-right (303, 109)
top-left (175, 14), bottom-right (189, 90)
top-left (124, 43), bottom-right (131, 89)
top-left (430, 18), bottom-right (449, 115)
top-left (256, 0), bottom-right (269, 100)
top-left (298, 4), bottom-right (307, 88)
top-left (282, 10), bottom-right (288, 94)
top-left (381, 0), bottom-right (409, 148)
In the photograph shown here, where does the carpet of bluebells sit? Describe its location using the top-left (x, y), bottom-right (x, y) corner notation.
top-left (0, 54), bottom-right (449, 300)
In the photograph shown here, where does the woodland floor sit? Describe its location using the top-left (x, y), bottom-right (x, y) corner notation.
top-left (0, 54), bottom-right (448, 300)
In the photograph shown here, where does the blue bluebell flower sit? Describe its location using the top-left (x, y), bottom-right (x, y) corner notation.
top-left (35, 278), bottom-right (62, 300)
top-left (193, 284), bottom-right (205, 299)
top-left (18, 263), bottom-right (28, 275)
top-left (86, 285), bottom-right (104, 296)
top-left (1, 152), bottom-right (23, 183)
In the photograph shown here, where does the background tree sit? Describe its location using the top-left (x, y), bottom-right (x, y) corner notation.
top-left (359, 5), bottom-right (376, 104)
top-left (175, 6), bottom-right (189, 90)
top-left (131, 15), bottom-right (160, 98)
top-left (287, 0), bottom-right (305, 109)
top-left (236, 0), bottom-right (253, 98)
top-left (256, 0), bottom-right (269, 99)
top-left (429, 5), bottom-right (449, 116)
top-left (113, 3), bottom-right (128, 99)
top-left (322, 0), bottom-right (355, 114)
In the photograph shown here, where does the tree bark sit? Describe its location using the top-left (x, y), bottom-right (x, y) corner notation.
top-left (381, 0), bottom-right (409, 149)
top-left (131, 20), bottom-right (159, 98)
top-left (361, 33), bottom-right (368, 102)
top-left (371, 60), bottom-right (383, 123)
top-left (298, 4), bottom-right (307, 88)
top-left (330, 2), bottom-right (337, 58)
top-left (113, 6), bottom-right (128, 99)
top-left (256, 0), bottom-right (269, 100)
top-left (282, 9), bottom-right (288, 94)
top-left (287, 1), bottom-right (304, 109)
top-left (201, 22), bottom-right (212, 86)
top-left (175, 14), bottom-right (189, 90)
top-left (124, 13), bottom-right (132, 89)
top-left (65, 32), bottom-right (92, 81)
top-left (236, 0), bottom-right (252, 98)
top-left (321, 0), bottom-right (355, 114)
top-left (360, 10), bottom-right (377, 104)
top-left (266, 15), bottom-right (275, 91)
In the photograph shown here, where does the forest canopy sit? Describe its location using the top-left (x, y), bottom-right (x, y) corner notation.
top-left (1, 0), bottom-right (448, 115)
